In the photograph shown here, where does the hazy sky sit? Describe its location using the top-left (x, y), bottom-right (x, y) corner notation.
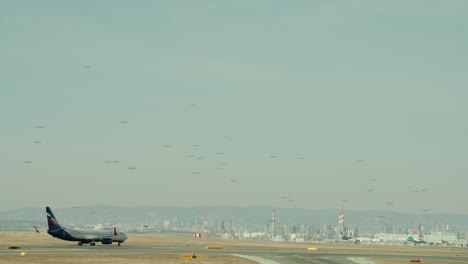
top-left (1, 0), bottom-right (467, 214)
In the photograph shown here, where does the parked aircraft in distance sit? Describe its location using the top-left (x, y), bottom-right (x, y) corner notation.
top-left (340, 232), bottom-right (361, 244)
top-left (407, 233), bottom-right (425, 245)
top-left (355, 236), bottom-right (384, 244)
top-left (46, 206), bottom-right (127, 246)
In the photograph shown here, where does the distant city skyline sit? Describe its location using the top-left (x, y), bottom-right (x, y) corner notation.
top-left (1, 1), bottom-right (467, 213)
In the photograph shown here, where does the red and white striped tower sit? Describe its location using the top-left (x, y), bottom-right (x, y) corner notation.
top-left (338, 211), bottom-right (344, 229)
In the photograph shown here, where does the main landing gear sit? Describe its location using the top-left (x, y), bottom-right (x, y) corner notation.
top-left (77, 241), bottom-right (95, 246)
top-left (77, 241), bottom-right (121, 246)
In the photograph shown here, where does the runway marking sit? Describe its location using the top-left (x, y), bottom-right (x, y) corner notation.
top-left (348, 257), bottom-right (377, 264)
top-left (232, 254), bottom-right (281, 264)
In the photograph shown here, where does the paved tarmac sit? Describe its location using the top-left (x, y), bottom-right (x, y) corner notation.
top-left (2, 243), bottom-right (468, 264)
top-left (2, 232), bottom-right (468, 264)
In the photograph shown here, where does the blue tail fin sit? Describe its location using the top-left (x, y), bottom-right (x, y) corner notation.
top-left (46, 207), bottom-right (61, 231)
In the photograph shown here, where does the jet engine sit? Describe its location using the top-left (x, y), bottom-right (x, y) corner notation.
top-left (101, 238), bottom-right (113, 244)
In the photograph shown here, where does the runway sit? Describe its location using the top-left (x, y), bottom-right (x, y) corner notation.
top-left (2, 243), bottom-right (468, 264)
top-left (0, 245), bottom-right (358, 263)
top-left (1, 232), bottom-right (468, 264)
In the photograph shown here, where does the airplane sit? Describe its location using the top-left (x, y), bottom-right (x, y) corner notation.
top-left (340, 232), bottom-right (361, 244)
top-left (407, 233), bottom-right (426, 245)
top-left (46, 206), bottom-right (127, 246)
top-left (428, 239), bottom-right (449, 246)
top-left (34, 225), bottom-right (50, 234)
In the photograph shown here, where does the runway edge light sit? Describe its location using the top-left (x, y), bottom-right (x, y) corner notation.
top-left (206, 245), bottom-right (223, 249)
top-left (180, 253), bottom-right (202, 259)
